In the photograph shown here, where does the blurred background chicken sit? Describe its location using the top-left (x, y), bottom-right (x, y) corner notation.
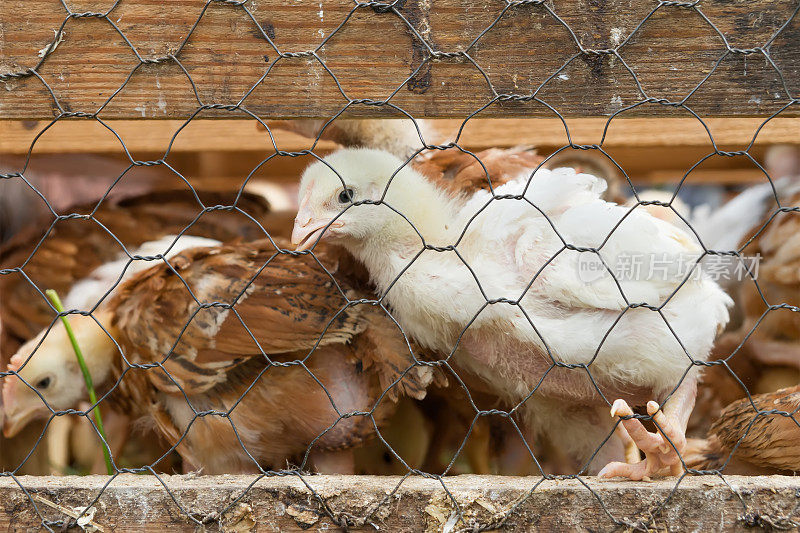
top-left (0, 154), bottom-right (165, 244)
top-left (686, 385), bottom-right (800, 474)
top-left (689, 147), bottom-right (800, 449)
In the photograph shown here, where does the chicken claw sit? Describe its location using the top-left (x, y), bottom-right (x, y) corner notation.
top-left (614, 420), bottom-right (641, 465)
top-left (598, 399), bottom-right (686, 480)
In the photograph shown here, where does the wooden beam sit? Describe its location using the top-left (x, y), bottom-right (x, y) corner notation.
top-left (0, 1), bottom-right (797, 119)
top-left (451, 118), bottom-right (800, 151)
top-left (640, 168), bottom-right (769, 185)
top-left (1, 118), bottom-right (797, 155)
top-left (0, 119), bottom-right (337, 155)
top-left (0, 474), bottom-right (797, 531)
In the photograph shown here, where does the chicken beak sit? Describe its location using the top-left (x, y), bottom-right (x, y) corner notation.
top-left (1, 381), bottom-right (44, 438)
top-left (292, 219), bottom-right (342, 252)
top-left (293, 188), bottom-right (317, 251)
top-left (292, 189), bottom-right (344, 251)
top-left (2, 403), bottom-right (43, 438)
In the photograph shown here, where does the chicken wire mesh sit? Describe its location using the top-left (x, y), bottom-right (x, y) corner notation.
top-left (0, 0), bottom-right (799, 530)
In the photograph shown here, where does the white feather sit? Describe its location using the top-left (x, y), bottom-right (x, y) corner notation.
top-left (299, 147), bottom-right (737, 471)
top-left (64, 235), bottom-right (221, 310)
top-left (689, 177), bottom-right (800, 251)
top-left (306, 151), bottom-right (732, 398)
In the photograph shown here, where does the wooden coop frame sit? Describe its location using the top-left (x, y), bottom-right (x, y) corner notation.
top-left (1, 0), bottom-right (799, 531)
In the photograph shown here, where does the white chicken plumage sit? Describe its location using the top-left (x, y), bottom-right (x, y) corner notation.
top-left (689, 176), bottom-right (800, 252)
top-left (292, 148), bottom-right (733, 478)
top-left (64, 235), bottom-right (222, 310)
top-left (447, 168), bottom-right (730, 388)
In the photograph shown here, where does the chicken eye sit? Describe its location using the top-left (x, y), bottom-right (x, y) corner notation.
top-left (35, 376), bottom-right (51, 390)
top-left (338, 188), bottom-right (354, 204)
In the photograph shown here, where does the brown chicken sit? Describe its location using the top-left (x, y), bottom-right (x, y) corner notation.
top-left (4, 238), bottom-right (440, 474)
top-left (687, 385), bottom-right (800, 473)
top-left (111, 238), bottom-right (440, 473)
top-left (693, 190), bottom-right (800, 440)
top-left (0, 189), bottom-right (290, 474)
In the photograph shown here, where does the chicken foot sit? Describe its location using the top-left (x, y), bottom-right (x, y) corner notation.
top-left (599, 378), bottom-right (696, 480)
top-left (615, 423), bottom-right (641, 464)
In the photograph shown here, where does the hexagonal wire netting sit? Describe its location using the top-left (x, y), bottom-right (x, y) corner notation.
top-left (1, 0), bottom-right (799, 530)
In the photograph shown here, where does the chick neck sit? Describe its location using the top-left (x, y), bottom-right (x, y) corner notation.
top-left (343, 171), bottom-right (460, 300)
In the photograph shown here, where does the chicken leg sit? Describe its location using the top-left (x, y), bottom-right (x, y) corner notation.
top-left (599, 378), bottom-right (696, 480)
top-left (46, 417), bottom-right (73, 475)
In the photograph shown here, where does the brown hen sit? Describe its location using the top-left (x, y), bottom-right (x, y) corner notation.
top-left (4, 239), bottom-right (440, 474)
top-left (687, 385), bottom-right (800, 473)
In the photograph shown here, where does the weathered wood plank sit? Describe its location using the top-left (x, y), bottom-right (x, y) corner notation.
top-left (1, 117), bottom-right (797, 154)
top-left (1, 118), bottom-right (781, 187)
top-left (0, 475), bottom-right (797, 531)
top-left (0, 119), bottom-right (338, 154)
top-left (0, 1), bottom-right (797, 119)
top-left (642, 168), bottom-right (770, 185)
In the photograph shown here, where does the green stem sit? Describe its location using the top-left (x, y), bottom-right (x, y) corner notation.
top-left (45, 289), bottom-right (114, 476)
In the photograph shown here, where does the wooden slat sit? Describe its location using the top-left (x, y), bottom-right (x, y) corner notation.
top-left (0, 1), bottom-right (797, 119)
top-left (452, 118), bottom-right (800, 150)
top-left (0, 119), bottom-right (337, 155)
top-left (1, 118), bottom-right (798, 155)
top-left (640, 168), bottom-right (770, 185)
top-left (0, 474), bottom-right (798, 531)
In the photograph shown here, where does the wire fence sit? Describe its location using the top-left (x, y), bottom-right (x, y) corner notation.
top-left (1, 0), bottom-right (799, 530)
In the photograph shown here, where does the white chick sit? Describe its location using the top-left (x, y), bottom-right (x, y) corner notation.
top-left (292, 148), bottom-right (732, 479)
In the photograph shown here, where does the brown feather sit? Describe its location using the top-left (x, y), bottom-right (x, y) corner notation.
top-left (106, 238), bottom-right (442, 473)
top-left (111, 239), bottom-right (364, 394)
top-left (688, 385), bottom-right (800, 472)
top-left (413, 147), bottom-right (545, 199)
top-left (0, 189), bottom-right (290, 362)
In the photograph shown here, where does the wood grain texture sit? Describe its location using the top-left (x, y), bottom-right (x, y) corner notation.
top-left (2, 117), bottom-right (799, 154)
top-left (0, 474), bottom-right (798, 531)
top-left (0, 1), bottom-right (797, 119)
top-left (0, 118), bottom-right (785, 186)
top-left (0, 119), bottom-right (338, 154)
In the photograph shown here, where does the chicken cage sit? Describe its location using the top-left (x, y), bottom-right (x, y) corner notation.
top-left (0, 0), bottom-right (799, 531)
